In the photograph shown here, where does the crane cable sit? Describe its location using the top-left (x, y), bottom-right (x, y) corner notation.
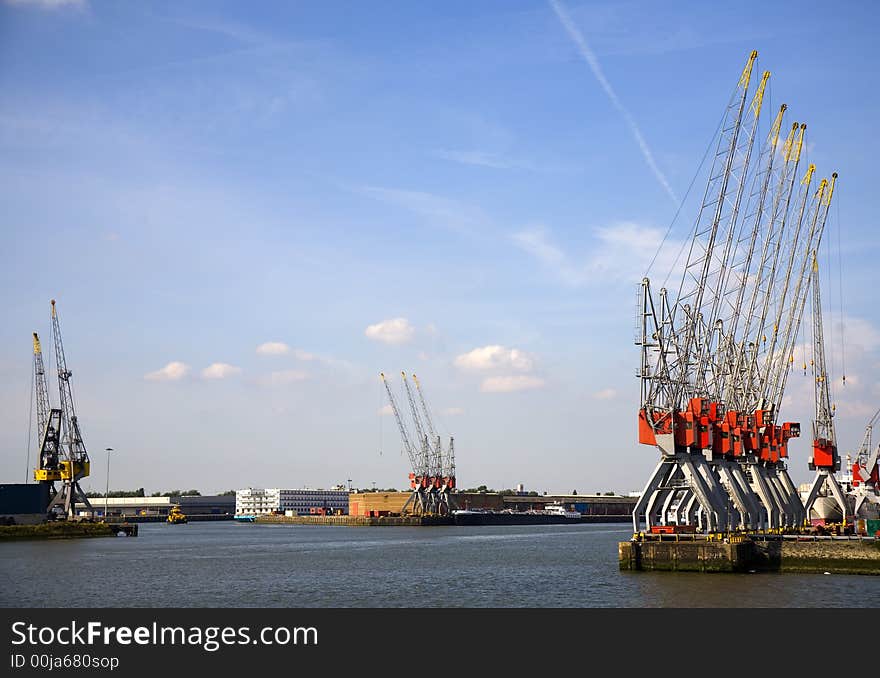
top-left (378, 376), bottom-right (383, 456)
top-left (836, 191), bottom-right (846, 387)
top-left (25, 359), bottom-right (34, 484)
top-left (641, 94), bottom-right (729, 284)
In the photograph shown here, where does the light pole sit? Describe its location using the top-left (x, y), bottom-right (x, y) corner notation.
top-left (104, 448), bottom-right (113, 520)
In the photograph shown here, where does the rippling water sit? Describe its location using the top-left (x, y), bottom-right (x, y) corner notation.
top-left (2, 522), bottom-right (878, 607)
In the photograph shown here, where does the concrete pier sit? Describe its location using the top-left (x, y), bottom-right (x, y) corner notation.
top-left (620, 535), bottom-right (880, 575)
top-left (0, 521), bottom-right (138, 540)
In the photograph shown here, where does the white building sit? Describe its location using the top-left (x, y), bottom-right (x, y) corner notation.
top-left (235, 488), bottom-right (349, 517)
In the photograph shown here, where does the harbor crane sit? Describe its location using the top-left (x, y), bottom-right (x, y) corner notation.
top-left (380, 372), bottom-right (429, 515)
top-left (849, 409), bottom-right (880, 518)
top-left (412, 373), bottom-right (457, 513)
top-left (380, 372), bottom-right (457, 515)
top-left (802, 254), bottom-right (849, 524)
top-left (44, 300), bottom-right (93, 519)
top-left (633, 50), bottom-right (837, 534)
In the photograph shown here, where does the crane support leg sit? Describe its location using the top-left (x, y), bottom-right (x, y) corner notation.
top-left (632, 459), bottom-right (670, 533)
top-left (731, 463), bottom-right (764, 530)
top-left (777, 467), bottom-right (805, 525)
top-left (765, 467), bottom-right (795, 527)
top-left (803, 470), bottom-right (850, 524)
top-left (718, 462), bottom-right (751, 529)
top-left (684, 457), bottom-right (727, 532)
top-left (750, 464), bottom-right (781, 529)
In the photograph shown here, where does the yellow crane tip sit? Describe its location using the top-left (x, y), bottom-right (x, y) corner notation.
top-left (50, 299), bottom-right (56, 305)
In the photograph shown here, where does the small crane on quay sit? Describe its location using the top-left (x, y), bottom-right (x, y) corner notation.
top-left (633, 50), bottom-right (838, 535)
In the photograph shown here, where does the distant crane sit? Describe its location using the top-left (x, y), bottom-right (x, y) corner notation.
top-left (849, 409), bottom-right (880, 518)
top-left (31, 332), bottom-right (64, 505)
top-left (380, 372), bottom-right (427, 515)
top-left (45, 300), bottom-right (93, 519)
top-left (412, 373), bottom-right (457, 513)
top-left (802, 254), bottom-right (849, 524)
top-left (380, 372), bottom-right (457, 515)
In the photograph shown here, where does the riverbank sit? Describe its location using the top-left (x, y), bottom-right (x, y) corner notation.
top-left (0, 521), bottom-right (138, 541)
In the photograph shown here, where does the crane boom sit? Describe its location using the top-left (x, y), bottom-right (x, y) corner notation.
top-left (32, 333), bottom-right (51, 439)
top-left (51, 300), bottom-right (89, 470)
top-left (809, 252), bottom-right (836, 465)
top-left (380, 373), bottom-right (421, 474)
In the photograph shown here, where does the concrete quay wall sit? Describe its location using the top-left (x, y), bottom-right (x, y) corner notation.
top-left (620, 536), bottom-right (880, 575)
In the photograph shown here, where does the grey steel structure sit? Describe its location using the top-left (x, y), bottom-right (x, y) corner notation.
top-left (634, 51), bottom-right (837, 534)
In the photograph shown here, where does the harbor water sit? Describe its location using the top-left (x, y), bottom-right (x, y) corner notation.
top-left (2, 522), bottom-right (878, 607)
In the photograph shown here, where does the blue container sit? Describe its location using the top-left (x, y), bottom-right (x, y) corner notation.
top-left (0, 483), bottom-right (49, 515)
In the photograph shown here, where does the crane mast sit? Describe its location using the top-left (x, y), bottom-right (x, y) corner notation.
top-left (802, 254), bottom-right (849, 524)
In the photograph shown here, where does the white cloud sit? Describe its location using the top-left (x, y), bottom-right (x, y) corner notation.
top-left (261, 369), bottom-right (308, 386)
top-left (454, 345), bottom-right (534, 372)
top-left (144, 361), bottom-right (190, 382)
top-left (201, 363), bottom-right (242, 379)
top-left (377, 404), bottom-right (394, 416)
top-left (513, 222), bottom-right (681, 286)
top-left (358, 185), bottom-right (490, 235)
top-left (256, 341), bottom-right (290, 355)
top-left (481, 376), bottom-right (546, 393)
top-left (442, 407), bottom-right (465, 416)
top-left (4, 0), bottom-right (86, 8)
top-left (836, 316), bottom-right (880, 353)
top-left (435, 149), bottom-right (511, 169)
top-left (365, 318), bottom-right (415, 345)
top-left (592, 388), bottom-right (618, 400)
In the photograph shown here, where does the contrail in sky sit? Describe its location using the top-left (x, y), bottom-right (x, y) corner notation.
top-left (549, 0), bottom-right (679, 205)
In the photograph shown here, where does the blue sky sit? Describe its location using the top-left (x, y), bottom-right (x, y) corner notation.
top-left (2, 0), bottom-right (879, 495)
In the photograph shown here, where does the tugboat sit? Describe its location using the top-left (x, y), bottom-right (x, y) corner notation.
top-left (167, 505), bottom-right (188, 524)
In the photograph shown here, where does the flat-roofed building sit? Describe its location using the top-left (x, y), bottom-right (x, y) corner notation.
top-left (236, 488), bottom-right (349, 517)
top-left (74, 494), bottom-right (234, 518)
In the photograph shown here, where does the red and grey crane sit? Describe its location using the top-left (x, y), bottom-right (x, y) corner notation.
top-left (380, 372), bottom-right (457, 515)
top-left (850, 409), bottom-right (880, 518)
top-left (801, 253), bottom-right (849, 523)
top-left (633, 50), bottom-right (838, 534)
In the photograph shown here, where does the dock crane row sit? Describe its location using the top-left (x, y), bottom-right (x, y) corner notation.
top-left (380, 372), bottom-right (456, 515)
top-left (32, 300), bottom-right (93, 519)
top-left (633, 50), bottom-right (838, 534)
